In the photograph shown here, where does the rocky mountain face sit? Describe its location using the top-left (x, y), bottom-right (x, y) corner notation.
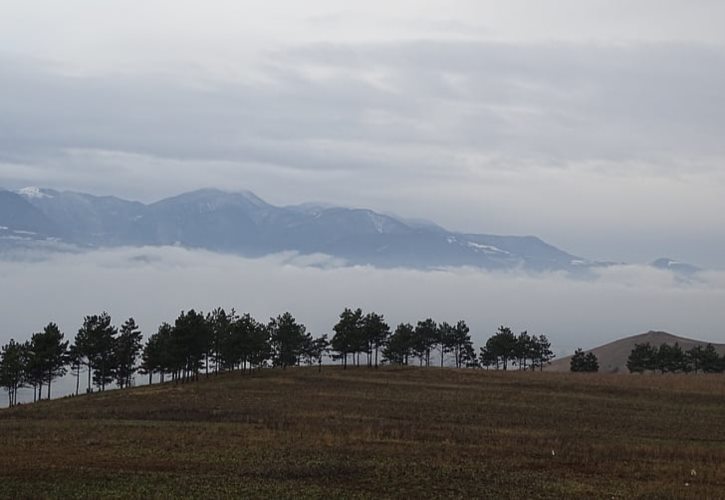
top-left (2, 186), bottom-right (598, 271)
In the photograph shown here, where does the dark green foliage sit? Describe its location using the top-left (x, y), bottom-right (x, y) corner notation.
top-left (66, 343), bottom-right (84, 396)
top-left (301, 334), bottom-right (329, 368)
top-left (361, 312), bottom-right (389, 367)
top-left (229, 313), bottom-right (270, 372)
top-left (174, 310), bottom-right (210, 380)
top-left (76, 313), bottom-right (118, 392)
top-left (207, 307), bottom-right (232, 374)
top-left (0, 339), bottom-right (25, 407)
top-left (268, 312), bottom-right (307, 369)
top-left (656, 343), bottom-right (689, 373)
top-left (481, 326), bottom-right (518, 370)
top-left (570, 348), bottom-right (599, 372)
top-left (25, 323), bottom-right (69, 400)
top-left (331, 308), bottom-right (364, 368)
top-left (382, 323), bottom-right (415, 365)
top-left (413, 318), bottom-right (438, 367)
top-left (140, 323), bottom-right (174, 384)
top-left (627, 343), bottom-right (658, 373)
top-left (687, 343), bottom-right (723, 374)
top-left (331, 308), bottom-right (391, 368)
top-left (440, 320), bottom-right (476, 368)
top-left (480, 328), bottom-right (553, 371)
top-left (628, 342), bottom-right (724, 374)
top-left (531, 335), bottom-right (554, 371)
top-left (114, 318), bottom-right (143, 388)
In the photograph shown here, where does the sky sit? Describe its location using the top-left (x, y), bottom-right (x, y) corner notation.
top-left (0, 1), bottom-right (723, 266)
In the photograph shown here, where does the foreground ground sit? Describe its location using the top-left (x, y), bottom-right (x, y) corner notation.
top-left (1, 367), bottom-right (724, 499)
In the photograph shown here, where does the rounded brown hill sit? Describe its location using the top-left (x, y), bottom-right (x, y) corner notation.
top-left (546, 331), bottom-right (725, 373)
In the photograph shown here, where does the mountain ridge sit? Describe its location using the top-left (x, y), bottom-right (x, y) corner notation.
top-left (0, 186), bottom-right (680, 272)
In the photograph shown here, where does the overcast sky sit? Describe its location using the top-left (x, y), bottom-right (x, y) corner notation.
top-left (1, 1), bottom-right (724, 266)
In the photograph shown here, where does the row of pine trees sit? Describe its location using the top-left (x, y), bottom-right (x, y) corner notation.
top-left (0, 307), bottom-right (555, 407)
top-left (626, 342), bottom-right (725, 374)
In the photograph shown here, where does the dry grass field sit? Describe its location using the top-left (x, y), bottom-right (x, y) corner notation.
top-left (1, 367), bottom-right (724, 499)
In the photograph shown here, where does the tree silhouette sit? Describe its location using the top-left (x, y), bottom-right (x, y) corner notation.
top-left (268, 312), bottom-right (307, 369)
top-left (383, 323), bottom-right (414, 365)
top-left (114, 318), bottom-right (143, 388)
top-left (532, 335), bottom-right (554, 371)
top-left (75, 313), bottom-right (117, 392)
top-left (482, 326), bottom-right (518, 371)
top-left (0, 339), bottom-right (25, 407)
top-left (67, 343), bottom-right (84, 395)
top-left (656, 343), bottom-right (688, 373)
top-left (627, 343), bottom-right (657, 373)
top-left (35, 323), bottom-right (69, 400)
top-left (413, 319), bottom-right (437, 367)
top-left (332, 308), bottom-right (363, 368)
top-left (173, 310), bottom-right (209, 382)
top-left (362, 312), bottom-right (389, 368)
top-left (207, 308), bottom-right (232, 374)
top-left (570, 348), bottom-right (599, 372)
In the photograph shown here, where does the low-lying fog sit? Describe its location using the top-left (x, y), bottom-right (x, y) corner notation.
top-left (2, 246), bottom-right (725, 402)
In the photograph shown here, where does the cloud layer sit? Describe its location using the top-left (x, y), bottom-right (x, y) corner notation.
top-left (2, 247), bottom-right (723, 356)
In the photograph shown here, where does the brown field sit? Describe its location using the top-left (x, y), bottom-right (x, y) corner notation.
top-left (1, 367), bottom-right (724, 499)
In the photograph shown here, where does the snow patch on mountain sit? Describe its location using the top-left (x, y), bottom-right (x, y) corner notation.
top-left (17, 187), bottom-right (52, 199)
top-left (466, 241), bottom-right (510, 255)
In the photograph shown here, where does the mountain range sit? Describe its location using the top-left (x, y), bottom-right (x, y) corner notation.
top-left (0, 186), bottom-right (690, 273)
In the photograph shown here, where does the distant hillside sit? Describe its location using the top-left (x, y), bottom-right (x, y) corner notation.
top-left (547, 331), bottom-right (725, 373)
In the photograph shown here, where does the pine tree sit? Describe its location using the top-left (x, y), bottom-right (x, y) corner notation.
top-left (571, 348), bottom-right (599, 372)
top-left (413, 319), bottom-right (438, 367)
top-left (268, 312), bottom-right (307, 369)
top-left (627, 343), bottom-right (657, 373)
top-left (75, 313), bottom-right (117, 392)
top-left (331, 308), bottom-right (363, 368)
top-left (362, 312), bottom-right (389, 368)
top-left (36, 323), bottom-right (69, 399)
top-left (382, 323), bottom-right (414, 365)
top-left (532, 335), bottom-right (554, 371)
top-left (0, 339), bottom-right (26, 407)
top-left (114, 318), bottom-right (143, 388)
top-left (483, 326), bottom-right (518, 370)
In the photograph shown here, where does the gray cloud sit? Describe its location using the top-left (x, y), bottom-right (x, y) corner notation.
top-left (3, 42), bottom-right (725, 168)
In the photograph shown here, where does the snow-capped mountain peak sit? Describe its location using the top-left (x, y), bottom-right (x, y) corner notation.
top-left (17, 186), bottom-right (53, 199)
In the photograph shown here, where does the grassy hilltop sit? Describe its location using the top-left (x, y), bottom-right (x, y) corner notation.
top-left (1, 367), bottom-right (724, 499)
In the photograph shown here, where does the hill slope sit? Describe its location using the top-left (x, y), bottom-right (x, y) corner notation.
top-left (1, 367), bottom-right (724, 498)
top-left (547, 331), bottom-right (725, 373)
